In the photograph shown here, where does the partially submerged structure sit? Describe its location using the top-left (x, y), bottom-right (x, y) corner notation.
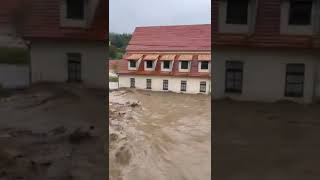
top-left (118, 24), bottom-right (211, 94)
top-left (212, 0), bottom-right (320, 103)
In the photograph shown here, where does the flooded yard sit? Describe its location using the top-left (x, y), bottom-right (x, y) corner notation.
top-left (0, 83), bottom-right (106, 180)
top-left (109, 89), bottom-right (211, 180)
top-left (213, 100), bottom-right (320, 180)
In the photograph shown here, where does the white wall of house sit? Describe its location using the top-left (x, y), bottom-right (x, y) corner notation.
top-left (30, 41), bottom-right (106, 88)
top-left (119, 75), bottom-right (211, 95)
top-left (213, 47), bottom-right (318, 103)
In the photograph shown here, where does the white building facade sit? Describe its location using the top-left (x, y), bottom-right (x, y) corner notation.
top-left (117, 24), bottom-right (212, 95)
top-left (212, 0), bottom-right (320, 103)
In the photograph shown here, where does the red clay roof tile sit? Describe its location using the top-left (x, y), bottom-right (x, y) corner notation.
top-left (127, 24), bottom-right (211, 52)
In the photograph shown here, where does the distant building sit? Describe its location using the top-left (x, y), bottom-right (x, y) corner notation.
top-left (212, 0), bottom-right (320, 103)
top-left (117, 24), bottom-right (211, 94)
top-left (0, 0), bottom-right (107, 88)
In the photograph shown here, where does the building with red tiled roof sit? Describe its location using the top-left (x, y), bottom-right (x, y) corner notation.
top-left (0, 0), bottom-right (107, 87)
top-left (118, 24), bottom-right (211, 94)
top-left (212, 0), bottom-right (320, 103)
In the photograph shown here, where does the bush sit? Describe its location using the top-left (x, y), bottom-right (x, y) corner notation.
top-left (0, 47), bottom-right (28, 65)
top-left (109, 76), bottom-right (119, 82)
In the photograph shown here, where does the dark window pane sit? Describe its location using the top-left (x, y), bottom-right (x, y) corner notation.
top-left (285, 64), bottom-right (305, 97)
top-left (200, 82), bottom-right (206, 92)
top-left (67, 53), bottom-right (81, 82)
top-left (181, 61), bottom-right (189, 69)
top-left (181, 81), bottom-right (187, 91)
top-left (289, 0), bottom-right (312, 25)
top-left (146, 61), bottom-right (153, 68)
top-left (163, 61), bottom-right (171, 69)
top-left (225, 61), bottom-right (243, 93)
top-left (201, 61), bottom-right (209, 70)
top-left (226, 0), bottom-right (248, 24)
top-left (163, 80), bottom-right (168, 90)
top-left (129, 60), bottom-right (136, 68)
top-left (146, 79), bottom-right (152, 89)
top-left (66, 0), bottom-right (85, 20)
top-left (130, 78), bottom-right (135, 88)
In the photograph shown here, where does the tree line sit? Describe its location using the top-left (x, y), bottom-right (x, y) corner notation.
top-left (109, 32), bottom-right (132, 59)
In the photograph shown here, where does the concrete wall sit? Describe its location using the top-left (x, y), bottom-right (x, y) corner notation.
top-left (30, 41), bottom-right (106, 88)
top-left (212, 47), bottom-right (318, 103)
top-left (119, 75), bottom-right (211, 95)
top-left (0, 64), bottom-right (29, 88)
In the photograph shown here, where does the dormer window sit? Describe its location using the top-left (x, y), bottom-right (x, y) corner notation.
top-left (226, 0), bottom-right (248, 25)
top-left (289, 0), bottom-right (312, 25)
top-left (144, 60), bottom-right (155, 71)
top-left (280, 0), bottom-right (314, 35)
top-left (218, 0), bottom-right (253, 33)
top-left (66, 0), bottom-right (85, 20)
top-left (129, 60), bottom-right (136, 68)
top-left (163, 61), bottom-right (170, 69)
top-left (60, 0), bottom-right (87, 27)
top-left (201, 61), bottom-right (209, 70)
top-left (146, 60), bottom-right (153, 68)
top-left (181, 61), bottom-right (189, 69)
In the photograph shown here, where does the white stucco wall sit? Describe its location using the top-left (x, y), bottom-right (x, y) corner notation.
top-left (119, 75), bottom-right (211, 95)
top-left (212, 47), bottom-right (318, 103)
top-left (30, 41), bottom-right (106, 88)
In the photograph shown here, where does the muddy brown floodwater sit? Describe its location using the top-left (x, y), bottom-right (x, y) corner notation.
top-left (109, 89), bottom-right (211, 180)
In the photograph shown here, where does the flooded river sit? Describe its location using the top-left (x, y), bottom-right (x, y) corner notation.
top-left (109, 89), bottom-right (211, 180)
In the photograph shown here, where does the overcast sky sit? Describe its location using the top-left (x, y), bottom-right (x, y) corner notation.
top-left (109, 0), bottom-right (211, 33)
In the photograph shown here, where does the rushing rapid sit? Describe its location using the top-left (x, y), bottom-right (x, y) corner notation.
top-left (109, 89), bottom-right (211, 180)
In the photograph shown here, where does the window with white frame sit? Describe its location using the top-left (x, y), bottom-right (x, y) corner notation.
top-left (180, 61), bottom-right (189, 70)
top-left (226, 0), bottom-right (249, 25)
top-left (129, 60), bottom-right (136, 68)
top-left (146, 79), bottom-right (152, 89)
top-left (200, 81), bottom-right (206, 93)
top-left (163, 80), bottom-right (168, 90)
top-left (146, 60), bottom-right (153, 68)
top-left (201, 61), bottom-right (209, 70)
top-left (181, 81), bottom-right (187, 92)
top-left (289, 0), bottom-right (313, 25)
top-left (163, 61), bottom-right (171, 69)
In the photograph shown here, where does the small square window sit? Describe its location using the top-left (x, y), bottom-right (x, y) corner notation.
top-left (66, 0), bottom-right (85, 20)
top-left (226, 0), bottom-right (248, 24)
top-left (146, 61), bottom-right (153, 69)
top-left (129, 60), bottom-right (136, 68)
top-left (163, 61), bottom-right (171, 69)
top-left (201, 61), bottom-right (209, 70)
top-left (181, 61), bottom-right (189, 69)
